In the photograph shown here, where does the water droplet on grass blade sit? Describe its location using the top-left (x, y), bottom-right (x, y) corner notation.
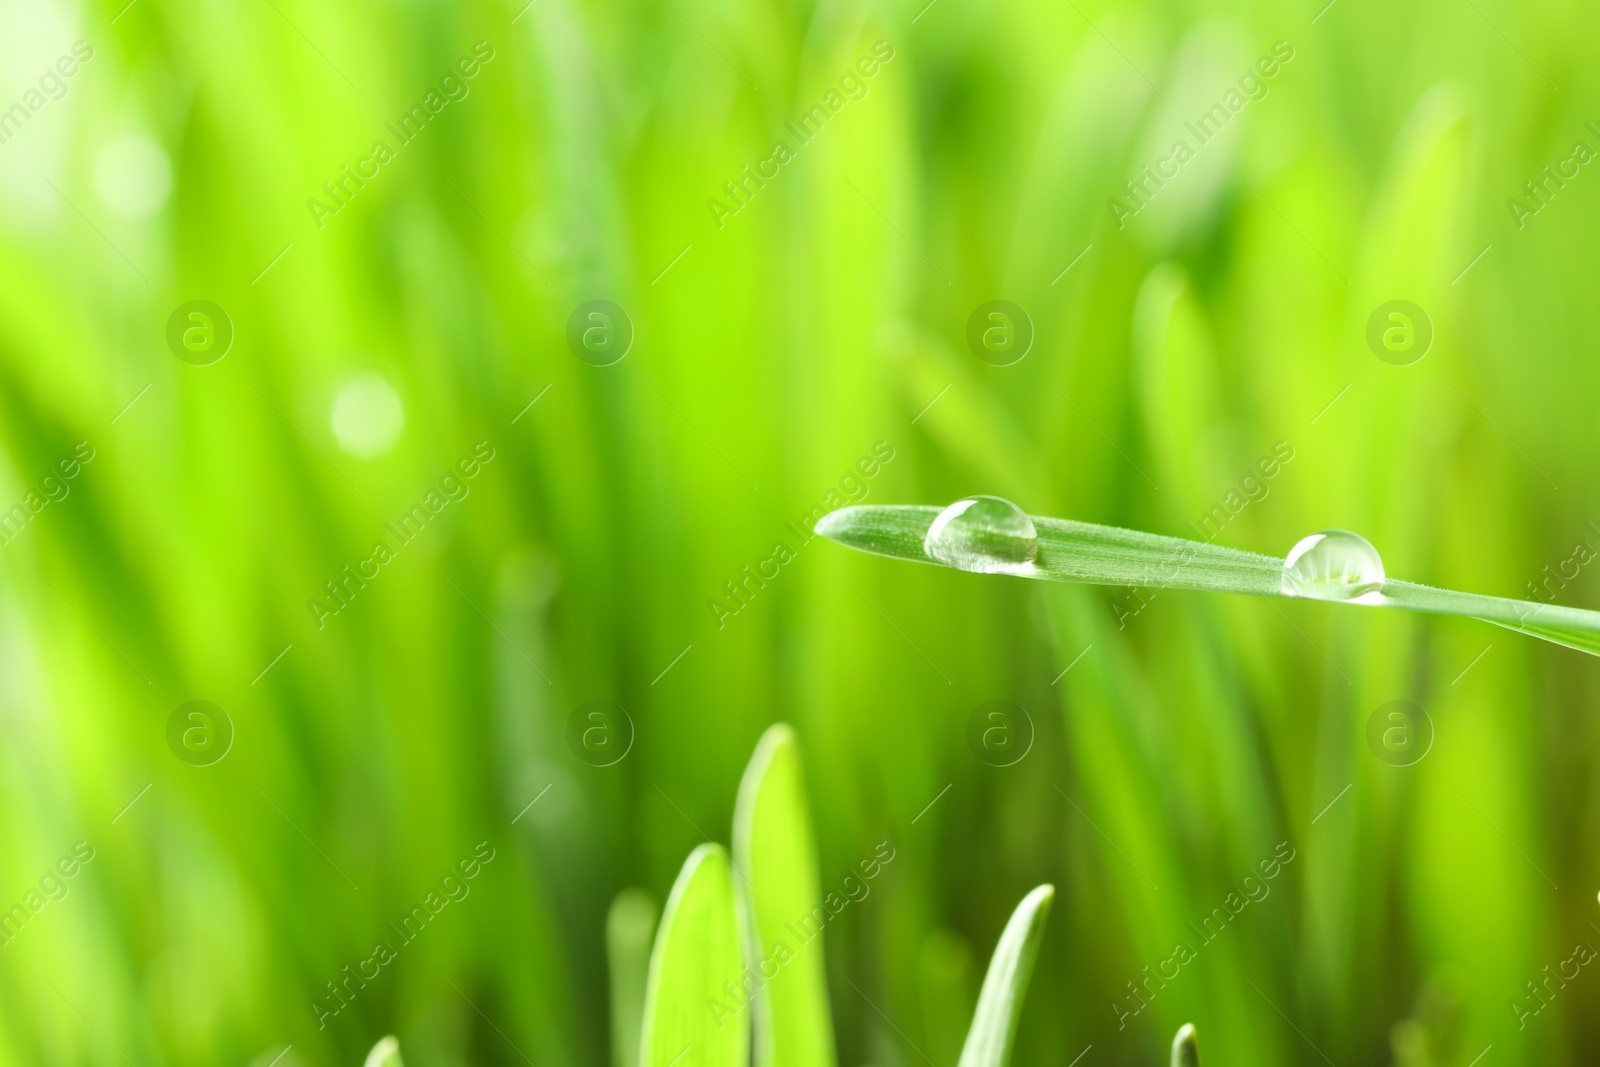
top-left (1282, 530), bottom-right (1385, 601)
top-left (924, 496), bottom-right (1038, 574)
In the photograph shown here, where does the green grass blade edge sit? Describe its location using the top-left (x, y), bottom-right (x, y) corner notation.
top-left (733, 725), bottom-right (838, 1067)
top-left (954, 884), bottom-right (1055, 1067)
top-left (640, 845), bottom-right (748, 1067)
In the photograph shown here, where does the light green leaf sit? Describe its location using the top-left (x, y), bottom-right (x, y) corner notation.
top-left (609, 889), bottom-right (659, 1067)
top-left (733, 725), bottom-right (837, 1067)
top-left (816, 504), bottom-right (1600, 657)
top-left (955, 885), bottom-right (1054, 1067)
top-left (640, 845), bottom-right (749, 1067)
top-left (364, 1036), bottom-right (403, 1067)
top-left (1170, 1023), bottom-right (1200, 1067)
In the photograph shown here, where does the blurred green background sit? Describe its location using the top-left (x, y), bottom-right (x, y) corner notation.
top-left (0, 0), bottom-right (1597, 1062)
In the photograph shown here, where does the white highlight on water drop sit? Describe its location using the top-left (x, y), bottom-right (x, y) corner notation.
top-left (924, 495), bottom-right (1038, 574)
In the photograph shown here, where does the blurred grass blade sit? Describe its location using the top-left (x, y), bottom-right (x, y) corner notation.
top-left (817, 505), bottom-right (1600, 656)
top-left (733, 725), bottom-right (837, 1067)
top-left (882, 323), bottom-right (1041, 504)
top-left (609, 889), bottom-right (660, 1067)
top-left (640, 845), bottom-right (749, 1067)
top-left (1171, 1024), bottom-right (1200, 1067)
top-left (955, 885), bottom-right (1054, 1067)
top-left (364, 1036), bottom-right (403, 1067)
top-left (1134, 262), bottom-right (1226, 523)
top-left (918, 930), bottom-right (977, 1067)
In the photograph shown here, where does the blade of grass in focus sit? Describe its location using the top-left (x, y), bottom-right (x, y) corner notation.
top-left (733, 725), bottom-right (837, 1067)
top-left (954, 885), bottom-right (1054, 1067)
top-left (816, 505), bottom-right (1600, 656)
top-left (639, 846), bottom-right (748, 1067)
top-left (817, 505), bottom-right (1283, 594)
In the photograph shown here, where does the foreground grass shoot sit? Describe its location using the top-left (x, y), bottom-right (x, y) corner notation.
top-left (362, 728), bottom-right (1193, 1067)
top-left (733, 726), bottom-right (837, 1067)
top-left (817, 503), bottom-right (1600, 657)
top-left (640, 845), bottom-right (748, 1067)
top-left (1171, 1023), bottom-right (1200, 1067)
top-left (364, 1036), bottom-right (402, 1066)
top-left (628, 725), bottom-right (1057, 1067)
top-left (955, 885), bottom-right (1054, 1067)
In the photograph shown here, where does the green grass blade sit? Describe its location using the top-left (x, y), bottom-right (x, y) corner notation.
top-left (640, 846), bottom-right (749, 1067)
top-left (817, 505), bottom-right (1600, 656)
top-left (364, 1036), bottom-right (403, 1067)
top-left (955, 885), bottom-right (1054, 1067)
top-left (609, 890), bottom-right (660, 1067)
top-left (733, 725), bottom-right (838, 1067)
top-left (1379, 580), bottom-right (1600, 655)
top-left (1170, 1024), bottom-right (1200, 1067)
top-left (816, 506), bottom-right (1284, 593)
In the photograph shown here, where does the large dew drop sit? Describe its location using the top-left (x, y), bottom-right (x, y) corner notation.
top-left (1281, 530), bottom-right (1386, 602)
top-left (924, 496), bottom-right (1038, 574)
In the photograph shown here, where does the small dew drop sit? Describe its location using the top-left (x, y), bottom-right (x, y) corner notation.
top-left (1281, 530), bottom-right (1385, 602)
top-left (924, 495), bottom-right (1038, 574)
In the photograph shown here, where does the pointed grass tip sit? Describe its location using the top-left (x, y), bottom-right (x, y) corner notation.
top-left (1171, 1023), bottom-right (1199, 1067)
